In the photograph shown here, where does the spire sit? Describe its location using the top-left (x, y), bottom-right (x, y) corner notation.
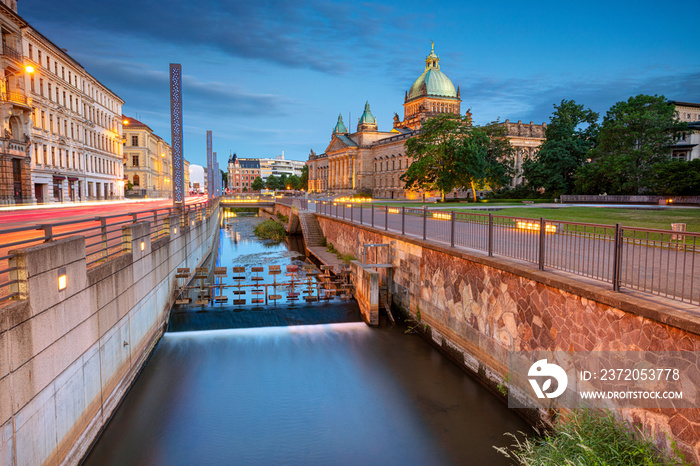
top-left (359, 101), bottom-right (376, 124)
top-left (357, 101), bottom-right (378, 132)
top-left (333, 113), bottom-right (348, 134)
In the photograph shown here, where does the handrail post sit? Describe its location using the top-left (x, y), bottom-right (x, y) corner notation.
top-left (100, 217), bottom-right (108, 259)
top-left (612, 223), bottom-right (622, 291)
top-left (488, 213), bottom-right (493, 256)
top-left (371, 204), bottom-right (374, 227)
top-left (538, 217), bottom-right (545, 270)
top-left (384, 206), bottom-right (388, 231)
top-left (42, 224), bottom-right (53, 242)
top-left (450, 210), bottom-right (455, 248)
top-left (360, 203), bottom-right (363, 224)
top-left (401, 206), bottom-right (405, 235)
top-left (350, 203), bottom-right (353, 222)
top-left (423, 207), bottom-right (427, 240)
top-left (153, 211), bottom-right (158, 238)
top-left (132, 213), bottom-right (138, 223)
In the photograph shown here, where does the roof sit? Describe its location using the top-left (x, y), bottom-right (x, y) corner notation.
top-left (670, 101), bottom-right (700, 109)
top-left (359, 101), bottom-right (376, 125)
top-left (407, 44), bottom-right (458, 101)
top-left (336, 134), bottom-right (358, 147)
top-left (239, 159), bottom-right (260, 169)
top-left (333, 114), bottom-right (347, 134)
top-left (122, 115), bottom-right (152, 131)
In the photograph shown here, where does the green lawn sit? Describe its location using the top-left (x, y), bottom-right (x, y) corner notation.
top-left (452, 207), bottom-right (700, 232)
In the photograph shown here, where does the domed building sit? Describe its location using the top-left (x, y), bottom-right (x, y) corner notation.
top-left (397, 42), bottom-right (466, 131)
top-left (307, 44), bottom-right (545, 198)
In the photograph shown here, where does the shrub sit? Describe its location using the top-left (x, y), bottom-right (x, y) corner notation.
top-left (496, 409), bottom-right (687, 465)
top-left (276, 212), bottom-right (289, 223)
top-left (253, 220), bottom-right (287, 241)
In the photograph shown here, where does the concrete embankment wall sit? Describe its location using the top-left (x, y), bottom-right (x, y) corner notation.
top-left (0, 207), bottom-right (220, 466)
top-left (316, 214), bottom-right (700, 463)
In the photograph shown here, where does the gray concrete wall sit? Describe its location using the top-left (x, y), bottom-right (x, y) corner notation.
top-left (0, 207), bottom-right (219, 466)
top-left (349, 260), bottom-right (379, 326)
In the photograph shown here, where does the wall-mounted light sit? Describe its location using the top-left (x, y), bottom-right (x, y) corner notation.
top-left (191, 220), bottom-right (195, 226)
top-left (140, 241), bottom-right (145, 251)
top-left (173, 227), bottom-right (177, 234)
top-left (58, 267), bottom-right (67, 291)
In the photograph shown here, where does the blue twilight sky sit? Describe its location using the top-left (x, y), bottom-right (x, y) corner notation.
top-left (18, 0), bottom-right (700, 167)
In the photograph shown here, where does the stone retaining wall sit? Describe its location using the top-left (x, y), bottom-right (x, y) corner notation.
top-left (317, 214), bottom-right (700, 463)
top-left (0, 207), bottom-right (219, 466)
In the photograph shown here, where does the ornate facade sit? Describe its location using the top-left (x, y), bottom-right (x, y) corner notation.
top-left (227, 153), bottom-right (260, 192)
top-left (0, 0), bottom-right (126, 204)
top-left (123, 115), bottom-right (185, 198)
top-left (307, 44), bottom-right (546, 199)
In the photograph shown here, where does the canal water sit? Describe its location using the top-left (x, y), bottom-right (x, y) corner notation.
top-left (83, 212), bottom-right (529, 466)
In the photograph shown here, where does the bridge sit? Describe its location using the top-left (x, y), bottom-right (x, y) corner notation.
top-left (1, 197), bottom-right (700, 465)
top-left (219, 194), bottom-right (276, 208)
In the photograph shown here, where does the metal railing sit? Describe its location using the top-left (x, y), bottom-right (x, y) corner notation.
top-left (316, 202), bottom-right (700, 306)
top-left (2, 43), bottom-right (22, 61)
top-left (0, 200), bottom-right (214, 303)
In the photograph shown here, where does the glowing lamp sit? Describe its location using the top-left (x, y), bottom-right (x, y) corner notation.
top-left (58, 267), bottom-right (67, 291)
top-left (25, 65), bottom-right (35, 73)
top-left (140, 241), bottom-right (145, 251)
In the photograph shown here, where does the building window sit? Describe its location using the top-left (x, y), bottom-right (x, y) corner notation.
top-left (132, 135), bottom-right (138, 146)
top-left (132, 155), bottom-right (139, 167)
top-left (133, 174), bottom-right (140, 186)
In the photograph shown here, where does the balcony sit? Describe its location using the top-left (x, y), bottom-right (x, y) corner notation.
top-left (1, 91), bottom-right (30, 107)
top-left (2, 43), bottom-right (22, 63)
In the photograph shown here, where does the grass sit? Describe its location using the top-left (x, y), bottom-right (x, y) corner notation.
top-left (276, 212), bottom-right (289, 223)
top-left (326, 242), bottom-right (357, 263)
top-left (253, 219), bottom-right (287, 241)
top-left (495, 409), bottom-right (688, 465)
top-left (372, 199), bottom-right (554, 208)
top-left (454, 206), bottom-right (700, 233)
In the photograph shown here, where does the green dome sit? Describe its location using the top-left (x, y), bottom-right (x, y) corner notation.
top-left (359, 101), bottom-right (376, 124)
top-left (333, 113), bottom-right (347, 134)
top-left (407, 43), bottom-right (458, 101)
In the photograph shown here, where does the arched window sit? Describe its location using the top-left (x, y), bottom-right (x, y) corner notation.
top-left (133, 174), bottom-right (140, 186)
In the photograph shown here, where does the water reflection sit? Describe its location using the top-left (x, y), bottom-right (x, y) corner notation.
top-left (82, 212), bottom-right (530, 466)
top-left (84, 323), bottom-right (528, 466)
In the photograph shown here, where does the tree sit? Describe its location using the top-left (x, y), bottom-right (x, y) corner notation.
top-left (299, 165), bottom-right (309, 191)
top-left (575, 95), bottom-right (687, 194)
top-left (647, 159), bottom-right (700, 195)
top-left (279, 173), bottom-right (288, 189)
top-left (266, 175), bottom-right (281, 190)
top-left (251, 176), bottom-right (265, 192)
top-left (457, 122), bottom-right (515, 200)
top-left (522, 100), bottom-right (598, 195)
top-left (287, 174), bottom-right (301, 190)
top-left (401, 114), bottom-right (514, 201)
